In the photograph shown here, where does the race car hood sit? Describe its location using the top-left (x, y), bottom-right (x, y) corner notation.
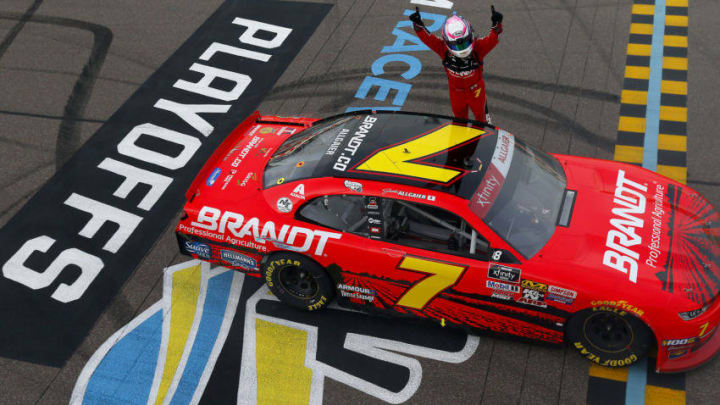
top-left (542, 155), bottom-right (720, 307)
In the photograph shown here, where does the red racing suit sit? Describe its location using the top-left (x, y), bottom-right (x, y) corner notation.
top-left (414, 24), bottom-right (500, 121)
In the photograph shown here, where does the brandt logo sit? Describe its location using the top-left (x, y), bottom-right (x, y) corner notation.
top-left (602, 169), bottom-right (647, 283)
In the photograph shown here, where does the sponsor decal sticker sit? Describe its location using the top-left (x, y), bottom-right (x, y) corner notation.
top-left (546, 293), bottom-right (574, 305)
top-left (189, 206), bottom-right (341, 255)
top-left (290, 184), bottom-right (305, 200)
top-left (326, 128), bottom-right (350, 156)
top-left (520, 279), bottom-right (548, 292)
top-left (184, 241), bottom-right (211, 259)
top-left (0, 0), bottom-right (328, 365)
top-left (207, 168), bottom-right (222, 186)
top-left (491, 291), bottom-right (513, 301)
top-left (333, 115), bottom-right (377, 171)
top-left (344, 180), bottom-right (363, 192)
top-left (487, 263), bottom-right (520, 283)
top-left (602, 169), bottom-right (648, 283)
top-left (485, 280), bottom-right (520, 293)
top-left (517, 288), bottom-right (547, 308)
top-left (547, 285), bottom-right (577, 299)
top-left (367, 196), bottom-right (379, 210)
top-left (278, 126), bottom-right (298, 136)
top-left (220, 250), bottom-right (258, 270)
top-left (662, 338), bottom-right (697, 347)
top-left (590, 300), bottom-right (644, 317)
top-left (668, 348), bottom-right (689, 359)
top-left (469, 130), bottom-right (514, 217)
top-left (382, 188), bottom-right (436, 201)
top-left (259, 126), bottom-right (275, 134)
top-left (238, 171), bottom-right (255, 187)
top-left (276, 197), bottom-right (293, 213)
top-left (337, 283), bottom-right (376, 302)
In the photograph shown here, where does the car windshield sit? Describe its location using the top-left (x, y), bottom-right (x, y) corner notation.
top-left (469, 130), bottom-right (566, 258)
top-left (264, 116), bottom-right (356, 187)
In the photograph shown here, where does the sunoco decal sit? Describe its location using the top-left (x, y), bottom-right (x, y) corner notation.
top-left (0, 1), bottom-right (330, 366)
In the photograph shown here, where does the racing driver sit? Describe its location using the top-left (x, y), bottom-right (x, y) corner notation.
top-left (409, 6), bottom-right (503, 123)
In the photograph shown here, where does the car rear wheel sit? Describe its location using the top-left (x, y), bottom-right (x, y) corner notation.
top-left (566, 308), bottom-right (652, 367)
top-left (262, 252), bottom-right (334, 311)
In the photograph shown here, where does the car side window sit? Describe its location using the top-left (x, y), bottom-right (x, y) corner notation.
top-left (382, 198), bottom-right (490, 259)
top-left (296, 195), bottom-right (368, 234)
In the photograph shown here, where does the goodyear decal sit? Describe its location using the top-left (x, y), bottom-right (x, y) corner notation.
top-left (72, 260), bottom-right (480, 404)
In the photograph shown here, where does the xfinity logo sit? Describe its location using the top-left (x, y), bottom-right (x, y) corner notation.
top-left (602, 170), bottom-right (647, 283)
top-left (190, 206), bottom-right (341, 255)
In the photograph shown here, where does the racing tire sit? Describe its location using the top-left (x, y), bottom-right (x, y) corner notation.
top-left (566, 307), bottom-right (652, 367)
top-left (262, 252), bottom-right (334, 311)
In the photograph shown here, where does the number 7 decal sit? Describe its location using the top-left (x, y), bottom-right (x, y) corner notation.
top-left (353, 124), bottom-right (486, 184)
top-left (395, 256), bottom-right (468, 310)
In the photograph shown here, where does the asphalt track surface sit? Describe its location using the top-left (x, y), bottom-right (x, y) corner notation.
top-left (1, 0), bottom-right (720, 404)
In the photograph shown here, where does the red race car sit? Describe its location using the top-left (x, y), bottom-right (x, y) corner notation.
top-left (175, 111), bottom-right (720, 372)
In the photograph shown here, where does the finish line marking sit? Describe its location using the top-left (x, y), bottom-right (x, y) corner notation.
top-left (589, 0), bottom-right (689, 404)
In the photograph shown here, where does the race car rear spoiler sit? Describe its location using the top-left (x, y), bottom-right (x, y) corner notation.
top-left (184, 111), bottom-right (261, 201)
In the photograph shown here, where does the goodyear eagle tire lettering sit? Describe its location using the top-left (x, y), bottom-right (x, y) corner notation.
top-left (262, 252), bottom-right (334, 311)
top-left (566, 308), bottom-right (652, 367)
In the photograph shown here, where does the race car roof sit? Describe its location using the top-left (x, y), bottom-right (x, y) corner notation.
top-left (263, 111), bottom-right (501, 200)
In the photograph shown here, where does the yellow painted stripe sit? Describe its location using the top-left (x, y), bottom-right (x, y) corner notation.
top-left (661, 80), bottom-right (687, 95)
top-left (658, 134), bottom-right (687, 152)
top-left (256, 319), bottom-right (313, 405)
top-left (645, 385), bottom-right (686, 405)
top-left (660, 106), bottom-right (687, 122)
top-left (154, 265), bottom-right (202, 405)
top-left (666, 0), bottom-right (688, 6)
top-left (632, 4), bottom-right (654, 14)
top-left (618, 116), bottom-right (646, 133)
top-left (627, 43), bottom-right (652, 56)
top-left (621, 90), bottom-right (648, 105)
top-left (625, 66), bottom-right (650, 79)
top-left (663, 57), bottom-right (688, 70)
top-left (665, 15), bottom-right (688, 27)
top-left (630, 23), bottom-right (654, 35)
top-left (589, 364), bottom-right (629, 382)
top-left (664, 35), bottom-right (688, 48)
top-left (614, 145), bottom-right (644, 163)
top-left (657, 165), bottom-right (687, 184)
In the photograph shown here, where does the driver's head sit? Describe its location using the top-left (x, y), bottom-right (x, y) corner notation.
top-left (442, 15), bottom-right (474, 58)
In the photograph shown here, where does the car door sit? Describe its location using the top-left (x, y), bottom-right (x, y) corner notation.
top-left (295, 193), bottom-right (559, 340)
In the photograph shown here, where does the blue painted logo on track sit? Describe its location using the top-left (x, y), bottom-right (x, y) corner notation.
top-left (220, 250), bottom-right (257, 270)
top-left (184, 241), bottom-right (211, 259)
top-left (206, 168), bottom-right (222, 186)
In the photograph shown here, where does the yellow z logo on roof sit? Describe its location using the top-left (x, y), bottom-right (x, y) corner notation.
top-left (353, 124), bottom-right (486, 184)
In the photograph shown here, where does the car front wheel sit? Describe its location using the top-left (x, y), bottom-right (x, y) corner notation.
top-left (566, 307), bottom-right (652, 367)
top-left (262, 252), bottom-right (334, 311)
